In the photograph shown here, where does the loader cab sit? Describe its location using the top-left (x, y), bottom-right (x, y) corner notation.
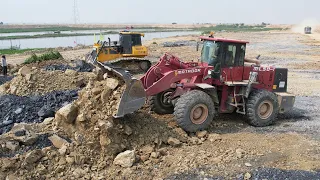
top-left (200, 36), bottom-right (248, 81)
top-left (119, 32), bottom-right (144, 54)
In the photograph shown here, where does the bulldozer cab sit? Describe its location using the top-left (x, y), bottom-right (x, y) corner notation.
top-left (119, 32), bottom-right (144, 54)
top-left (200, 36), bottom-right (248, 81)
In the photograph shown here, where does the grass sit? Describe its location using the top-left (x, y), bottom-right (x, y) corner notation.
top-left (23, 51), bottom-right (63, 64)
top-left (0, 26), bottom-right (172, 34)
top-left (0, 48), bottom-right (42, 55)
top-left (196, 24), bottom-right (286, 34)
top-left (0, 27), bottom-right (106, 33)
top-left (0, 29), bottom-right (194, 40)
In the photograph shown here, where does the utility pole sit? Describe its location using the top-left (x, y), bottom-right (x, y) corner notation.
top-left (73, 0), bottom-right (80, 46)
top-left (73, 0), bottom-right (80, 24)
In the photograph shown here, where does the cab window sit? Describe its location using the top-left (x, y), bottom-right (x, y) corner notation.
top-left (225, 45), bottom-right (236, 66)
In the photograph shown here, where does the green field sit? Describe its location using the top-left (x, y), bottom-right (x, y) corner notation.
top-left (0, 29), bottom-right (192, 40)
top-left (0, 26), bottom-right (169, 33)
top-left (0, 48), bottom-right (43, 55)
top-left (197, 24), bottom-right (286, 34)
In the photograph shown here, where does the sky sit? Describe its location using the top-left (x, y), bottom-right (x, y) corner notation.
top-left (0, 0), bottom-right (319, 24)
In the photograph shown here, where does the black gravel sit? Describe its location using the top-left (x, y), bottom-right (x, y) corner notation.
top-left (0, 133), bottom-right (52, 158)
top-left (44, 60), bottom-right (94, 72)
top-left (249, 168), bottom-right (320, 180)
top-left (162, 41), bottom-right (197, 47)
top-left (0, 76), bottom-right (13, 85)
top-left (0, 90), bottom-right (79, 135)
top-left (165, 168), bottom-right (320, 180)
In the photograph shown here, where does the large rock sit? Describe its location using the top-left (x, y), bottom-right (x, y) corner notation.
top-left (55, 103), bottom-right (78, 124)
top-left (18, 66), bottom-right (32, 77)
top-left (100, 88), bottom-right (112, 103)
top-left (208, 133), bottom-right (222, 142)
top-left (10, 85), bottom-right (17, 94)
top-left (113, 150), bottom-right (135, 168)
top-left (167, 137), bottom-right (181, 147)
top-left (37, 105), bottom-right (55, 118)
top-left (124, 125), bottom-right (133, 136)
top-left (65, 69), bottom-right (78, 76)
top-left (5, 141), bottom-right (20, 151)
top-left (48, 134), bottom-right (69, 149)
top-left (196, 130), bottom-right (208, 138)
top-left (9, 124), bottom-right (38, 145)
top-left (106, 78), bottom-right (119, 90)
top-left (1, 158), bottom-right (17, 171)
top-left (24, 149), bottom-right (44, 164)
top-left (100, 135), bottom-right (111, 147)
top-left (140, 145), bottom-right (154, 155)
top-left (42, 117), bottom-right (54, 125)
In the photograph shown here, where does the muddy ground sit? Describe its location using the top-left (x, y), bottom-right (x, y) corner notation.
top-left (0, 30), bottom-right (320, 179)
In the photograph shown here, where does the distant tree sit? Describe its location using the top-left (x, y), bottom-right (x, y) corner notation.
top-left (0, 22), bottom-right (3, 25)
top-left (172, 22), bottom-right (177, 25)
top-left (261, 22), bottom-right (267, 26)
top-left (240, 23), bottom-right (245, 26)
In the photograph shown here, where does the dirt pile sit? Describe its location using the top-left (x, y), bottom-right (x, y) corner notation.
top-left (0, 66), bottom-right (94, 96)
top-left (0, 73), bottom-right (187, 179)
top-left (0, 76), bottom-right (127, 179)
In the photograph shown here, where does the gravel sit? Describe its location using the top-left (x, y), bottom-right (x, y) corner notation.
top-left (165, 168), bottom-right (320, 180)
top-left (162, 41), bottom-right (197, 47)
top-left (0, 90), bottom-right (79, 135)
top-left (0, 76), bottom-right (13, 86)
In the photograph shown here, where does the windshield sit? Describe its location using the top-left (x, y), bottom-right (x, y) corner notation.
top-left (200, 41), bottom-right (220, 66)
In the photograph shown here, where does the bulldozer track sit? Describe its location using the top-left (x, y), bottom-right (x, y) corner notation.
top-left (104, 57), bottom-right (152, 74)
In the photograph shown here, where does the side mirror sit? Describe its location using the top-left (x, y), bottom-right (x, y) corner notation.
top-left (196, 42), bottom-right (199, 51)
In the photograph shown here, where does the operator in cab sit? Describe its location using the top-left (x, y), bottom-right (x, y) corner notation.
top-left (208, 43), bottom-right (221, 77)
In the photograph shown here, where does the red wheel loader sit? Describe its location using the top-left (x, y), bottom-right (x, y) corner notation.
top-left (95, 36), bottom-right (295, 132)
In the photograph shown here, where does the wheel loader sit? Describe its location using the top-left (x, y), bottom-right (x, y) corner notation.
top-left (95, 35), bottom-right (295, 132)
top-left (86, 31), bottom-right (151, 73)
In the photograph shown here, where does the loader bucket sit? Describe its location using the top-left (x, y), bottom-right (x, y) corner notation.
top-left (115, 78), bottom-right (146, 118)
top-left (88, 53), bottom-right (146, 118)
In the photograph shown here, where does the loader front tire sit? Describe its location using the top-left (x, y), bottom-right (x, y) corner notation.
top-left (174, 90), bottom-right (215, 132)
top-left (246, 90), bottom-right (278, 127)
top-left (150, 90), bottom-right (174, 115)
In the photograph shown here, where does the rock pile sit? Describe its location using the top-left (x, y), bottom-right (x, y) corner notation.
top-left (0, 75), bottom-right (130, 179)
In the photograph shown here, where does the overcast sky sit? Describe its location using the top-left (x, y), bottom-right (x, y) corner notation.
top-left (0, 0), bottom-right (319, 24)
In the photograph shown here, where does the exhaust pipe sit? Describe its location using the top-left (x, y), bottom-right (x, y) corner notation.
top-left (108, 37), bottom-right (111, 47)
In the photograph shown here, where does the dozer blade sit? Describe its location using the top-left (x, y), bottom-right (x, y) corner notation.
top-left (88, 51), bottom-right (146, 118)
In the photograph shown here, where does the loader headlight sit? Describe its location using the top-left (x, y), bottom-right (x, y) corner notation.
top-left (208, 70), bottom-right (212, 75)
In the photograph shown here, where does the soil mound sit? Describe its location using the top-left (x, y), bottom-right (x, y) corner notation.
top-left (0, 67), bottom-right (94, 96)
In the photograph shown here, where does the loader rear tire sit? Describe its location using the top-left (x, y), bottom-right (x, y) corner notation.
top-left (246, 90), bottom-right (279, 127)
top-left (150, 90), bottom-right (174, 115)
top-left (174, 90), bottom-right (215, 132)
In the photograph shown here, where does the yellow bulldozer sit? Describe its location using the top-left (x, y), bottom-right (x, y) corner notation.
top-left (86, 31), bottom-right (151, 73)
